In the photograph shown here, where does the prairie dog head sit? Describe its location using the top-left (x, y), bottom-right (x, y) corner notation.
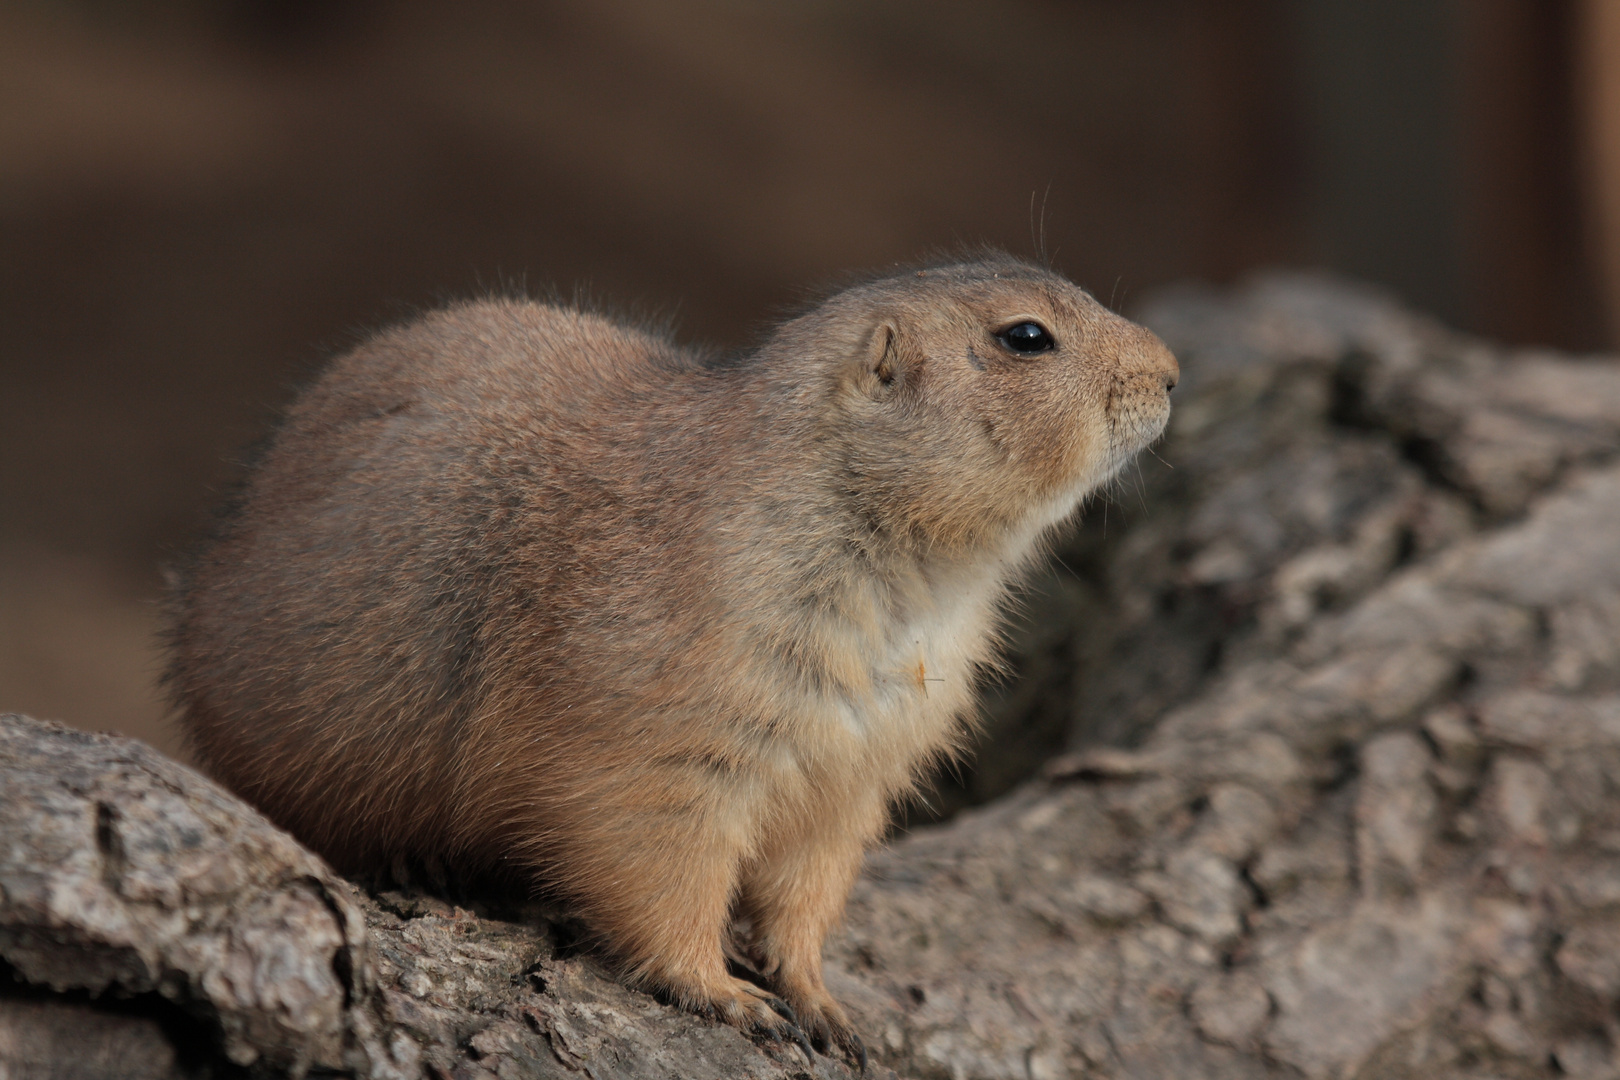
top-left (786, 256), bottom-right (1178, 552)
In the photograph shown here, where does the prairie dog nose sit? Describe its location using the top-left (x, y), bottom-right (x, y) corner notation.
top-left (1116, 320), bottom-right (1179, 392)
top-left (1144, 332), bottom-right (1180, 393)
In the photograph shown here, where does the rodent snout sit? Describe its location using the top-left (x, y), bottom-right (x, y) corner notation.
top-left (1154, 344), bottom-right (1180, 394)
top-left (1115, 323), bottom-right (1179, 395)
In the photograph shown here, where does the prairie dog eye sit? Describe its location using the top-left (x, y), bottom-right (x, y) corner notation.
top-left (996, 321), bottom-right (1054, 355)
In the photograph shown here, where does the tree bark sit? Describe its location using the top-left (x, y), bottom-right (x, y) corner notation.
top-left (6, 273), bottom-right (1620, 1078)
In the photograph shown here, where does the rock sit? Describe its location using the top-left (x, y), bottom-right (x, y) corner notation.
top-left (1355, 732), bottom-right (1438, 896)
top-left (1555, 922), bottom-right (1620, 999)
top-left (0, 999), bottom-right (184, 1080)
top-left (1189, 970), bottom-right (1272, 1048)
top-left (1, 714), bottom-right (866, 1080)
top-left (1554, 1034), bottom-right (1620, 1080)
top-left (1476, 690), bottom-right (1620, 751)
top-left (1069, 873), bottom-right (1151, 924)
top-left (8, 272), bottom-right (1620, 1077)
top-left (0, 713), bottom-right (414, 1079)
top-left (1262, 897), bottom-right (1468, 1079)
top-left (1445, 467), bottom-right (1620, 604)
top-left (830, 275), bottom-right (1620, 1078)
top-left (1140, 848), bottom-right (1248, 945)
top-left (1192, 784), bottom-right (1279, 863)
top-left (1484, 757), bottom-right (1574, 848)
top-left (1547, 588), bottom-right (1620, 690)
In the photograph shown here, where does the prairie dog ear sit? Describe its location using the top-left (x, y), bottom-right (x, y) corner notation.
top-left (854, 319), bottom-right (909, 398)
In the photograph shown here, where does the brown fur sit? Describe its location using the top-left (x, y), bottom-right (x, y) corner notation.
top-left (166, 254), bottom-right (1178, 1058)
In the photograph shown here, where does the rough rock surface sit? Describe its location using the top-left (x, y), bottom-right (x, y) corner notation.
top-left (851, 274), bottom-right (1620, 1078)
top-left (0, 715), bottom-right (418, 1079)
top-left (5, 273), bottom-right (1620, 1078)
top-left (0, 715), bottom-right (869, 1080)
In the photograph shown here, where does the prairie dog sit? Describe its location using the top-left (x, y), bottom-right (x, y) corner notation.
top-left (167, 255), bottom-right (1178, 1060)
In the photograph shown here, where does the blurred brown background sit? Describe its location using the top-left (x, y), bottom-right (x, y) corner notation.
top-left (2, 0), bottom-right (1617, 765)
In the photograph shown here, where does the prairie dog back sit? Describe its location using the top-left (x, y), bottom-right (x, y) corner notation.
top-left (168, 255), bottom-right (1178, 1060)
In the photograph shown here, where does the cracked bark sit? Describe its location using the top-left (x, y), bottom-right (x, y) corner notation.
top-left (5, 273), bottom-right (1620, 1078)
